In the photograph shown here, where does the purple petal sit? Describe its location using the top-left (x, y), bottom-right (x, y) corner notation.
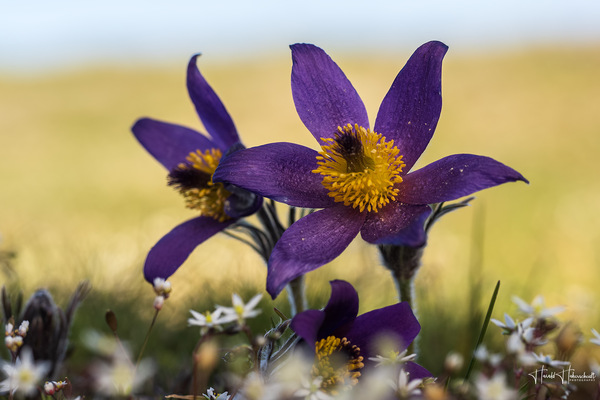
top-left (397, 154), bottom-right (529, 204)
top-left (143, 216), bottom-right (235, 282)
top-left (213, 142), bottom-right (334, 208)
top-left (187, 54), bottom-right (240, 149)
top-left (290, 280), bottom-right (359, 350)
top-left (405, 362), bottom-right (432, 379)
top-left (343, 302), bottom-right (420, 359)
top-left (374, 41), bottom-right (448, 172)
top-left (361, 203), bottom-right (431, 246)
top-left (132, 118), bottom-right (216, 171)
top-left (291, 43), bottom-right (369, 141)
top-left (266, 206), bottom-right (366, 297)
top-left (318, 280), bottom-right (359, 339)
top-left (290, 310), bottom-right (325, 350)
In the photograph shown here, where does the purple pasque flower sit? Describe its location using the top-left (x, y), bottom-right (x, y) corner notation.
top-left (213, 41), bottom-right (528, 297)
top-left (132, 54), bottom-right (261, 283)
top-left (291, 280), bottom-right (429, 391)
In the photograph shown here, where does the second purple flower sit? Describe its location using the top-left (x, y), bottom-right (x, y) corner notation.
top-left (132, 55), bottom-right (262, 284)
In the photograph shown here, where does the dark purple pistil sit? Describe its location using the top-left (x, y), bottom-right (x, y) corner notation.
top-left (334, 131), bottom-right (372, 173)
top-left (167, 164), bottom-right (212, 191)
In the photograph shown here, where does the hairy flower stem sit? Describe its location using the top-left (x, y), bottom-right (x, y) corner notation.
top-left (379, 244), bottom-right (424, 356)
top-left (393, 272), bottom-right (418, 355)
top-left (394, 272), bottom-right (415, 310)
top-left (287, 275), bottom-right (307, 316)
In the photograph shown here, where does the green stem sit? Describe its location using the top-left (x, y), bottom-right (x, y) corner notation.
top-left (287, 275), bottom-right (307, 316)
top-left (136, 309), bottom-right (159, 369)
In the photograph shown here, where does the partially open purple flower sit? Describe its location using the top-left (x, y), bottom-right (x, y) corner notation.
top-left (132, 55), bottom-right (261, 283)
top-left (214, 41), bottom-right (527, 297)
top-left (291, 280), bottom-right (429, 391)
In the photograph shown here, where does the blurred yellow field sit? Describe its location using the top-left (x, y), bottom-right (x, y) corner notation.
top-left (1, 44), bottom-right (599, 333)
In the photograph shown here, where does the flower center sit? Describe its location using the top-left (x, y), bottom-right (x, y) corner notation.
top-left (234, 304), bottom-right (245, 315)
top-left (167, 149), bottom-right (231, 222)
top-left (312, 124), bottom-right (406, 213)
top-left (18, 368), bottom-right (35, 385)
top-left (312, 335), bottom-right (364, 394)
top-left (205, 311), bottom-right (213, 324)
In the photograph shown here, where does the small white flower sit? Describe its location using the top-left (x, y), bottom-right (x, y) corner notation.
top-left (389, 369), bottom-right (422, 398)
top-left (369, 349), bottom-right (417, 367)
top-left (293, 377), bottom-right (332, 400)
top-left (55, 379), bottom-right (67, 390)
top-left (590, 328), bottom-right (600, 346)
top-left (266, 352), bottom-right (318, 397)
top-left (203, 387), bottom-right (231, 400)
top-left (17, 321), bottom-right (29, 337)
top-left (44, 381), bottom-right (56, 395)
top-left (0, 347), bottom-right (50, 396)
top-left (4, 323), bottom-right (13, 336)
top-left (505, 332), bottom-right (523, 355)
top-left (491, 313), bottom-right (518, 331)
top-left (474, 345), bottom-right (489, 361)
top-left (444, 352), bottom-right (464, 371)
top-left (92, 352), bottom-right (155, 396)
top-left (491, 314), bottom-right (535, 333)
top-left (218, 293), bottom-right (263, 325)
top-left (82, 330), bottom-right (119, 356)
top-left (474, 372), bottom-right (517, 400)
top-left (238, 371), bottom-right (286, 400)
top-left (5, 336), bottom-right (23, 352)
top-left (336, 365), bottom-right (396, 400)
top-left (505, 333), bottom-right (536, 366)
top-left (512, 295), bottom-right (564, 319)
top-left (474, 346), bottom-right (503, 367)
top-left (506, 332), bottom-right (526, 354)
top-left (188, 308), bottom-right (228, 330)
top-left (532, 353), bottom-right (570, 368)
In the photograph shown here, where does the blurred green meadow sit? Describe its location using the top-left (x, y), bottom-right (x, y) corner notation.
top-left (1, 45), bottom-right (600, 377)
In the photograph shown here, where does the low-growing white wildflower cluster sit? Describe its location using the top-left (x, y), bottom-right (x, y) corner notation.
top-left (438, 295), bottom-right (598, 400)
top-left (3, 282), bottom-right (600, 400)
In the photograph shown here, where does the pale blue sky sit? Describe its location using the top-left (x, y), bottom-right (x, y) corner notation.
top-left (1, 0), bottom-right (599, 73)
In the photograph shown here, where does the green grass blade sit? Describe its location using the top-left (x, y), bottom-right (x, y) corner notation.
top-left (464, 280), bottom-right (500, 381)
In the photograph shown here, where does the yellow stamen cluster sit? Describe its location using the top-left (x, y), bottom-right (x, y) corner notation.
top-left (178, 149), bottom-right (231, 222)
top-left (313, 335), bottom-right (364, 394)
top-left (313, 124), bottom-right (405, 213)
top-left (204, 311), bottom-right (214, 323)
top-left (187, 148), bottom-right (222, 175)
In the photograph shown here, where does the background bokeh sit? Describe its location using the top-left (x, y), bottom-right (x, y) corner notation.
top-left (1, 0), bottom-right (599, 378)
